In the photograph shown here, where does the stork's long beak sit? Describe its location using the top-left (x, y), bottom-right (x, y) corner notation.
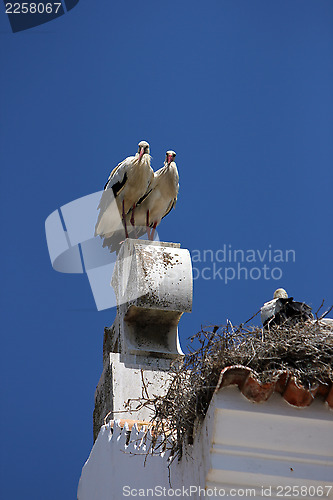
top-left (167, 154), bottom-right (172, 165)
top-left (139, 147), bottom-right (145, 160)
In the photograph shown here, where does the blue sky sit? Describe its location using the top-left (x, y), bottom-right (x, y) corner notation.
top-left (1, 1), bottom-right (332, 499)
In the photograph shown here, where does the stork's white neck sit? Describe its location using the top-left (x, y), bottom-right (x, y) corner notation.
top-left (133, 153), bottom-right (151, 168)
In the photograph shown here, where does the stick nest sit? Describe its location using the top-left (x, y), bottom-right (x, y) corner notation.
top-left (129, 313), bottom-right (333, 461)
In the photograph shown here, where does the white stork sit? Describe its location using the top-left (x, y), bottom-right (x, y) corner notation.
top-left (261, 288), bottom-right (313, 328)
top-left (260, 288), bottom-right (288, 326)
top-left (126, 150), bottom-right (179, 241)
top-left (95, 140), bottom-right (153, 245)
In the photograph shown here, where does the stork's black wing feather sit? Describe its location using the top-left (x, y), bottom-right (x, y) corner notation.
top-left (161, 198), bottom-right (176, 220)
top-left (271, 298), bottom-right (314, 326)
top-left (135, 188), bottom-right (153, 207)
top-left (97, 172), bottom-right (128, 217)
top-left (104, 172), bottom-right (128, 196)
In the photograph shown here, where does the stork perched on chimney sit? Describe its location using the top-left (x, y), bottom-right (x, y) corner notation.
top-left (95, 140), bottom-right (153, 245)
top-left (126, 150), bottom-right (179, 241)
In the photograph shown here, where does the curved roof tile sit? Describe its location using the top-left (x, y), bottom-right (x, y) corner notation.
top-left (215, 365), bottom-right (333, 409)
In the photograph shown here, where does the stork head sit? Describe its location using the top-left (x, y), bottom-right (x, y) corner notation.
top-left (138, 140), bottom-right (150, 160)
top-left (273, 288), bottom-right (288, 299)
top-left (166, 150), bottom-right (176, 165)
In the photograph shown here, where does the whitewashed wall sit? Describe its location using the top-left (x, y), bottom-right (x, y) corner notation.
top-left (78, 420), bottom-right (207, 500)
top-left (78, 387), bottom-right (333, 500)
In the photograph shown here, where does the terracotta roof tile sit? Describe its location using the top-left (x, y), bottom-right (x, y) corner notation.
top-left (215, 365), bottom-right (333, 409)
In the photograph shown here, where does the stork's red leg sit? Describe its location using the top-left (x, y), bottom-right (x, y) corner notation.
top-left (150, 222), bottom-right (157, 241)
top-left (122, 200), bottom-right (129, 239)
